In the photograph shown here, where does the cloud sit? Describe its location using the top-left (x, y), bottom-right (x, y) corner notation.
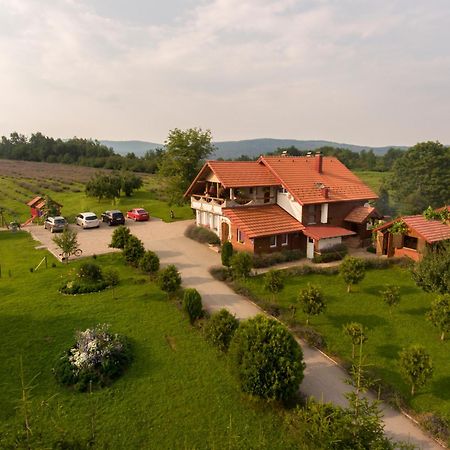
top-left (0, 0), bottom-right (449, 144)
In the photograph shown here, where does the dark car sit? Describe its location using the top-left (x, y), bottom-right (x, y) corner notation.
top-left (101, 210), bottom-right (125, 226)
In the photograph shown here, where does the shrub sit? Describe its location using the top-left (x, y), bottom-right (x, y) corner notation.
top-left (209, 266), bottom-right (231, 281)
top-left (77, 262), bottom-right (103, 283)
top-left (229, 314), bottom-right (305, 400)
top-left (221, 241), bottom-right (233, 267)
top-left (399, 345), bottom-right (433, 396)
top-left (158, 265), bottom-right (182, 295)
top-left (297, 284), bottom-right (326, 325)
top-left (312, 244), bottom-right (348, 263)
top-left (264, 269), bottom-right (284, 300)
top-left (230, 252), bottom-right (253, 279)
top-left (184, 224), bottom-right (220, 245)
top-left (204, 309), bottom-right (239, 352)
top-left (182, 288), bottom-right (203, 324)
top-left (109, 225), bottom-right (131, 249)
top-left (139, 250), bottom-right (160, 274)
top-left (252, 249), bottom-right (303, 269)
top-left (54, 324), bottom-right (132, 391)
top-left (122, 235), bottom-right (145, 266)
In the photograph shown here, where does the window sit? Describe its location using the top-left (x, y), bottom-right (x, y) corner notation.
top-left (270, 235), bottom-right (277, 247)
top-left (237, 229), bottom-right (244, 243)
top-left (403, 235), bottom-right (418, 250)
top-left (249, 187), bottom-right (253, 194)
top-left (281, 234), bottom-right (288, 246)
top-left (307, 205), bottom-right (317, 224)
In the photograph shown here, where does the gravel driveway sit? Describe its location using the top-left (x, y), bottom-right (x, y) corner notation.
top-left (26, 220), bottom-right (442, 449)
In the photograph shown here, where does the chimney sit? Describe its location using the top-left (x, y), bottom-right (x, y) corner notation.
top-left (321, 186), bottom-right (329, 199)
top-left (314, 152), bottom-right (323, 173)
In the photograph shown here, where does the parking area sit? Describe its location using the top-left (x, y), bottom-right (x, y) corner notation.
top-left (26, 218), bottom-right (190, 261)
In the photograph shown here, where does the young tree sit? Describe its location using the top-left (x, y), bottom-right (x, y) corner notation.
top-left (340, 256), bottom-right (366, 293)
top-left (85, 173), bottom-right (122, 201)
top-left (230, 252), bottom-right (252, 279)
top-left (264, 269), bottom-right (284, 302)
top-left (122, 235), bottom-right (145, 266)
top-left (343, 322), bottom-right (367, 359)
top-left (109, 225), bottom-right (131, 249)
top-left (399, 345), bottom-right (433, 396)
top-left (158, 265), bottom-right (182, 296)
top-left (121, 173), bottom-right (143, 197)
top-left (229, 314), bottom-right (305, 400)
top-left (380, 284), bottom-right (401, 314)
top-left (139, 250), bottom-right (160, 274)
top-left (426, 295), bottom-right (450, 341)
top-left (182, 288), bottom-right (203, 324)
top-left (158, 128), bottom-right (215, 204)
top-left (221, 241), bottom-right (233, 268)
top-left (412, 242), bottom-right (450, 294)
top-left (204, 309), bottom-right (239, 352)
top-left (298, 284), bottom-right (326, 325)
top-left (53, 229), bottom-right (79, 264)
top-left (103, 268), bottom-right (120, 299)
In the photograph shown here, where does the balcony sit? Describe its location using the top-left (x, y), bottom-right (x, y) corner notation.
top-left (191, 194), bottom-right (275, 214)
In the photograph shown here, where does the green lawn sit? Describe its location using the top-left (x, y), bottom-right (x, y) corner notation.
top-left (0, 231), bottom-right (297, 449)
top-left (0, 174), bottom-right (193, 224)
top-left (354, 170), bottom-right (388, 194)
top-left (239, 267), bottom-right (450, 426)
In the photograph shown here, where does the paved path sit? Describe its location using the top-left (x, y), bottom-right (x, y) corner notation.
top-left (26, 220), bottom-right (442, 449)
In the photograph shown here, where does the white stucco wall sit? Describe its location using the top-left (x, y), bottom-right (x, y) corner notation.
top-left (276, 192), bottom-right (303, 221)
top-left (318, 237), bottom-right (342, 251)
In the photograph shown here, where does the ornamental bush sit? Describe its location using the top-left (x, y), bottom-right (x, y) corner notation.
top-left (230, 252), bottom-right (253, 279)
top-left (54, 324), bottom-right (132, 391)
top-left (221, 241), bottom-right (233, 267)
top-left (229, 314), bottom-right (305, 400)
top-left (122, 235), bottom-right (145, 266)
top-left (158, 264), bottom-right (182, 295)
top-left (60, 262), bottom-right (110, 294)
top-left (204, 309), bottom-right (239, 352)
top-left (139, 250), bottom-right (160, 274)
top-left (77, 262), bottom-right (103, 283)
top-left (109, 225), bottom-right (131, 249)
top-left (340, 256), bottom-right (366, 293)
top-left (182, 288), bottom-right (203, 324)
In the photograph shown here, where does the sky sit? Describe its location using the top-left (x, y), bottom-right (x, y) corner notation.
top-left (0, 0), bottom-right (449, 146)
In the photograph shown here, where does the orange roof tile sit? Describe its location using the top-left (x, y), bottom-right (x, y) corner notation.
top-left (375, 215), bottom-right (450, 243)
top-left (260, 156), bottom-right (378, 205)
top-left (26, 196), bottom-right (43, 207)
top-left (303, 226), bottom-right (356, 240)
top-left (223, 204), bottom-right (304, 238)
top-left (345, 205), bottom-right (380, 223)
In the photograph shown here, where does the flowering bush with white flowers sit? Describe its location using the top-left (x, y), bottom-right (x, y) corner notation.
top-left (54, 324), bottom-right (132, 391)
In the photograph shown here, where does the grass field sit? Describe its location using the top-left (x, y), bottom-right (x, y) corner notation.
top-left (238, 267), bottom-right (450, 429)
top-left (0, 231), bottom-right (300, 449)
top-left (0, 159), bottom-right (193, 224)
top-left (354, 170), bottom-right (388, 193)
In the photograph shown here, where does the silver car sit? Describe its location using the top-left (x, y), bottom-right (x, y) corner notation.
top-left (44, 216), bottom-right (67, 233)
top-left (76, 212), bottom-right (100, 229)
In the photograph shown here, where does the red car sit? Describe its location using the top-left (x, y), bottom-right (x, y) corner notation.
top-left (127, 208), bottom-right (150, 221)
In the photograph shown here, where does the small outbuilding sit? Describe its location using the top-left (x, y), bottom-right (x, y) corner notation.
top-left (24, 196), bottom-right (63, 226)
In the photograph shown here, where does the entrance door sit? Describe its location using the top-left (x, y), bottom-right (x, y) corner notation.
top-left (221, 222), bottom-right (230, 244)
top-left (307, 237), bottom-right (314, 259)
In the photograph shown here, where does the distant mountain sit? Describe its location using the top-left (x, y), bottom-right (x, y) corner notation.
top-left (101, 138), bottom-right (407, 159)
top-left (101, 140), bottom-right (162, 155)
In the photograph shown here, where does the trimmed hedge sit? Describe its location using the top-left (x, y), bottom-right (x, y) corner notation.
top-left (184, 224), bottom-right (220, 245)
top-left (253, 249), bottom-right (304, 269)
top-left (312, 244), bottom-right (348, 264)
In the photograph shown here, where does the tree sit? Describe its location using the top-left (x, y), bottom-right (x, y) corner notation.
top-left (340, 256), bottom-right (366, 293)
top-left (264, 269), bottom-right (284, 302)
top-left (182, 288), bottom-right (203, 324)
top-left (158, 128), bottom-right (215, 204)
top-left (53, 229), bottom-right (79, 264)
top-left (386, 141), bottom-right (450, 214)
top-left (221, 241), bottom-right (233, 268)
top-left (85, 173), bottom-right (122, 201)
top-left (380, 284), bottom-right (401, 314)
top-left (411, 242), bottom-right (450, 294)
top-left (122, 235), bottom-right (145, 266)
top-left (110, 226), bottom-right (131, 249)
top-left (298, 284), bottom-right (326, 325)
top-left (204, 309), bottom-right (239, 352)
top-left (158, 265), bottom-right (182, 295)
top-left (426, 295), bottom-right (450, 341)
top-left (103, 268), bottom-right (120, 299)
top-left (399, 345), bottom-right (433, 396)
top-left (121, 173), bottom-right (143, 197)
top-left (139, 250), bottom-right (160, 274)
top-left (343, 322), bottom-right (367, 359)
top-left (230, 252), bottom-right (252, 279)
top-left (229, 314), bottom-right (305, 400)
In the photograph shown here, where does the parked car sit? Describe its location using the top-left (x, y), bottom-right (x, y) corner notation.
top-left (127, 208), bottom-right (150, 221)
top-left (101, 210), bottom-right (125, 226)
top-left (44, 216), bottom-right (67, 233)
top-left (76, 212), bottom-right (100, 229)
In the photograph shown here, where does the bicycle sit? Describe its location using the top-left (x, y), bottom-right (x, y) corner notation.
top-left (59, 248), bottom-right (83, 259)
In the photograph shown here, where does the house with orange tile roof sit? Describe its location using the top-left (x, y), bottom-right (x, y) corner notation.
top-left (374, 213), bottom-right (450, 261)
top-left (185, 153), bottom-right (380, 258)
